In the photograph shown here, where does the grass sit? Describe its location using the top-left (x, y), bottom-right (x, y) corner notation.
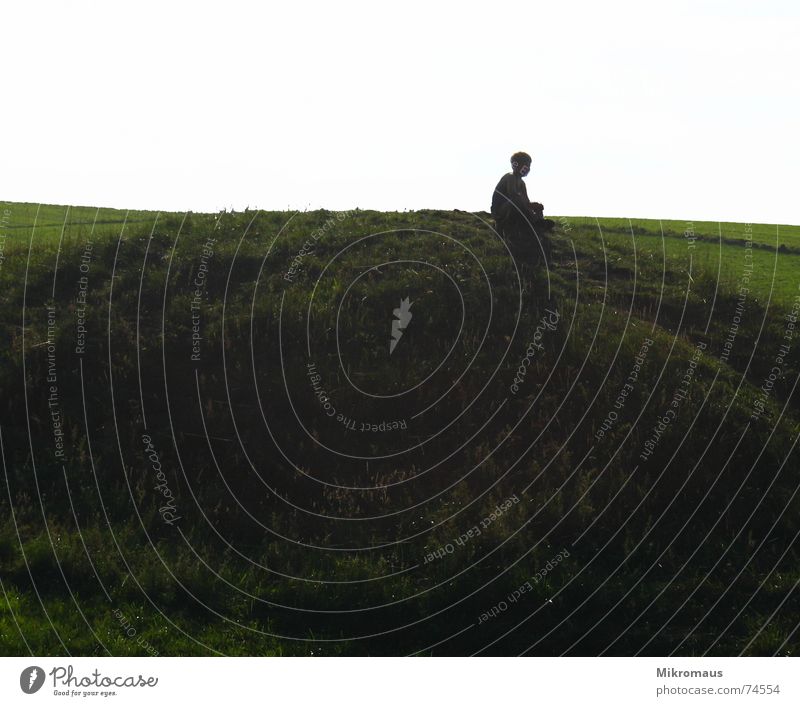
top-left (0, 201), bottom-right (160, 246)
top-left (0, 200), bottom-right (799, 656)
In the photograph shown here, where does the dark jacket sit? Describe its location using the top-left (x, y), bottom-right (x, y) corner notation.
top-left (491, 172), bottom-right (530, 219)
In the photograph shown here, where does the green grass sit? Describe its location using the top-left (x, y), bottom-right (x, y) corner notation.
top-left (575, 224), bottom-right (800, 304)
top-left (0, 201), bottom-right (160, 247)
top-left (568, 216), bottom-right (800, 248)
top-left (1, 201), bottom-right (799, 656)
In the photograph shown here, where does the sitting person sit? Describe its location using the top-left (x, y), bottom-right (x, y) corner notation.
top-left (491, 152), bottom-right (555, 252)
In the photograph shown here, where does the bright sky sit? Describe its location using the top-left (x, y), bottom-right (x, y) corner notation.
top-left (2, 0), bottom-right (798, 224)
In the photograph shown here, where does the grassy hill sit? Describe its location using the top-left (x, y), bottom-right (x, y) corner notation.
top-left (1, 201), bottom-right (799, 656)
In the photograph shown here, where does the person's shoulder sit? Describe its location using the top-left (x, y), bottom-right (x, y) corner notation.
top-left (495, 172), bottom-right (513, 187)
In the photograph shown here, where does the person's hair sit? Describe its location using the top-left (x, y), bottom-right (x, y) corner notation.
top-left (510, 151), bottom-right (532, 167)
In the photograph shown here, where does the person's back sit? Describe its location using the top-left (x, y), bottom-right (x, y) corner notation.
top-left (491, 172), bottom-right (529, 222)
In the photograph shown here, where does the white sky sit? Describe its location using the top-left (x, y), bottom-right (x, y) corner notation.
top-left (2, 0), bottom-right (798, 224)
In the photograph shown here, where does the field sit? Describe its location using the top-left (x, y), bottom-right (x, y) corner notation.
top-left (1, 201), bottom-right (799, 656)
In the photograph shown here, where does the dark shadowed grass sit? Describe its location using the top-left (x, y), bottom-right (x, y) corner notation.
top-left (1, 203), bottom-right (798, 656)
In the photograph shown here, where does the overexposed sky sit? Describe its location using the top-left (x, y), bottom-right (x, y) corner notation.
top-left (2, 0), bottom-right (798, 223)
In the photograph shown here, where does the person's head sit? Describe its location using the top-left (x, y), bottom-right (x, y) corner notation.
top-left (510, 151), bottom-right (532, 177)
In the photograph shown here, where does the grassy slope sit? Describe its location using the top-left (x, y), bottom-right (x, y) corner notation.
top-left (0, 202), bottom-right (799, 656)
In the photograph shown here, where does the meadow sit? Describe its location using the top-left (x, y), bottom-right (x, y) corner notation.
top-left (0, 201), bottom-right (799, 656)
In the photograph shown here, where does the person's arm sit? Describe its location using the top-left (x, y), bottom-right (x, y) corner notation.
top-left (519, 179), bottom-right (545, 216)
top-left (516, 178), bottom-right (537, 214)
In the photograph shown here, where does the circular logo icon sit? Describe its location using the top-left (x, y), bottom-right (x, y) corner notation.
top-left (20, 666), bottom-right (45, 694)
